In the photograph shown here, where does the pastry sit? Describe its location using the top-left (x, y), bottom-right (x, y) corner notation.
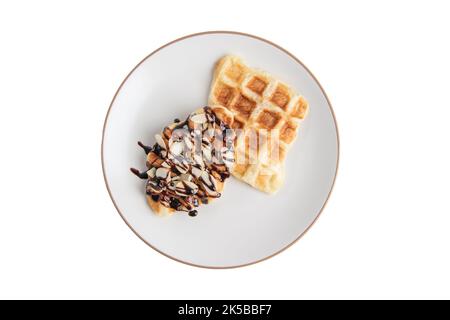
top-left (208, 55), bottom-right (309, 193)
top-left (131, 106), bottom-right (235, 216)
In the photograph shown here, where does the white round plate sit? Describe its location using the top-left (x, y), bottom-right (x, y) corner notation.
top-left (102, 32), bottom-right (339, 268)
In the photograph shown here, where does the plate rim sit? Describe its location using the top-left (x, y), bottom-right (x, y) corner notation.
top-left (101, 30), bottom-right (340, 269)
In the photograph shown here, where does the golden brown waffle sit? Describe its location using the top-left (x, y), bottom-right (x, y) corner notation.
top-left (208, 55), bottom-right (309, 193)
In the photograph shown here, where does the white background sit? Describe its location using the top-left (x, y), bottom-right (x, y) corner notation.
top-left (0, 0), bottom-right (449, 300)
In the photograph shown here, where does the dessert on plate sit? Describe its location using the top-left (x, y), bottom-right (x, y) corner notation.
top-left (131, 106), bottom-right (235, 216)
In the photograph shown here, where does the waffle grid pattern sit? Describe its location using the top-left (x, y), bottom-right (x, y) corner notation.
top-left (209, 56), bottom-right (308, 193)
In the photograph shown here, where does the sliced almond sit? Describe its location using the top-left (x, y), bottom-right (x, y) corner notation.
top-left (214, 127), bottom-right (224, 138)
top-left (170, 175), bottom-right (181, 185)
top-left (180, 173), bottom-right (192, 181)
top-left (190, 113), bottom-right (207, 124)
top-left (161, 161), bottom-right (171, 168)
top-left (147, 167), bottom-right (156, 178)
top-left (223, 151), bottom-right (235, 163)
top-left (175, 182), bottom-right (188, 196)
top-left (206, 111), bottom-right (215, 123)
top-left (147, 180), bottom-right (163, 194)
top-left (155, 167), bottom-right (169, 179)
top-left (193, 153), bottom-right (204, 168)
top-left (201, 182), bottom-right (220, 198)
top-left (167, 181), bottom-right (177, 190)
top-left (175, 181), bottom-right (185, 189)
top-left (184, 136), bottom-right (193, 150)
top-left (191, 166), bottom-right (203, 179)
top-left (176, 164), bottom-right (188, 174)
top-left (209, 174), bottom-right (218, 190)
top-left (202, 131), bottom-right (213, 144)
top-left (203, 147), bottom-right (212, 162)
top-left (221, 146), bottom-right (231, 154)
top-left (171, 155), bottom-right (182, 165)
top-left (200, 170), bottom-right (210, 183)
top-left (155, 134), bottom-right (167, 150)
top-left (223, 157), bottom-right (234, 167)
top-left (170, 128), bottom-right (187, 143)
top-left (183, 180), bottom-right (199, 194)
top-left (201, 171), bottom-right (218, 191)
top-left (170, 141), bottom-right (184, 156)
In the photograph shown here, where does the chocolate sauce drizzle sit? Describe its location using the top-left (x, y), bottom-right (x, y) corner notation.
top-left (137, 141), bottom-right (152, 154)
top-left (131, 107), bottom-right (234, 217)
top-left (130, 168), bottom-right (148, 179)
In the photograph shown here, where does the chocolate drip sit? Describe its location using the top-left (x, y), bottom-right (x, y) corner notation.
top-left (188, 210), bottom-right (198, 217)
top-left (137, 141), bottom-right (152, 154)
top-left (170, 198), bottom-right (181, 209)
top-left (130, 168), bottom-right (148, 179)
